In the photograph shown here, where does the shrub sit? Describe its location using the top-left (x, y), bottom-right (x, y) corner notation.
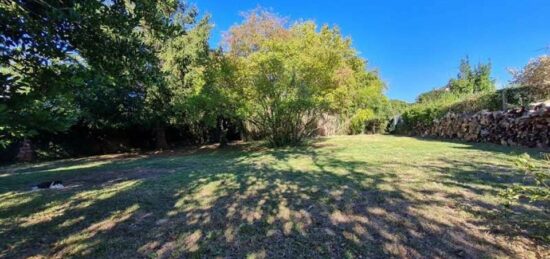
top-left (226, 12), bottom-right (385, 146)
top-left (349, 109), bottom-right (375, 134)
top-left (364, 117), bottom-right (388, 134)
top-left (502, 153), bottom-right (550, 203)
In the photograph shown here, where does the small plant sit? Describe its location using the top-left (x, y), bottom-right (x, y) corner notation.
top-left (502, 153), bottom-right (550, 202)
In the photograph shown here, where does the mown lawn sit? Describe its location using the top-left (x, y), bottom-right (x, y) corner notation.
top-left (0, 135), bottom-right (548, 258)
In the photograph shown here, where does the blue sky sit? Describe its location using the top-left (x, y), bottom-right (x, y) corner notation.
top-left (192, 0), bottom-right (550, 102)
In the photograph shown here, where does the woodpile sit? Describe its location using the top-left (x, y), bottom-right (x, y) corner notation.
top-left (421, 102), bottom-right (550, 148)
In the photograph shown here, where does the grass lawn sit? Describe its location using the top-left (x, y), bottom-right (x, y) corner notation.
top-left (0, 135), bottom-right (548, 258)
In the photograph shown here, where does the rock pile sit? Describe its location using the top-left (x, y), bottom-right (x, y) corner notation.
top-left (421, 102), bottom-right (550, 148)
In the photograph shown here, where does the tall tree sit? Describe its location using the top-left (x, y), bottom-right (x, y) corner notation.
top-left (224, 10), bottom-right (385, 146)
top-left (140, 5), bottom-right (212, 148)
top-left (1, 1), bottom-right (166, 146)
top-left (1, 1), bottom-right (211, 150)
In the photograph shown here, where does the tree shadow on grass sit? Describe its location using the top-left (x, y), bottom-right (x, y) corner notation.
top-left (0, 139), bottom-right (548, 258)
top-left (419, 157), bottom-right (550, 245)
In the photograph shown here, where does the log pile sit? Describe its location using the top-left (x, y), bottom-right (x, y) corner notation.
top-left (421, 102), bottom-right (550, 148)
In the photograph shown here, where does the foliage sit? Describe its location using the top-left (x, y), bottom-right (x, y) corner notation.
top-left (224, 10), bottom-right (386, 146)
top-left (1, 4), bottom-right (389, 157)
top-left (0, 1), bottom-right (212, 150)
top-left (349, 109), bottom-right (375, 134)
top-left (396, 84), bottom-right (550, 135)
top-left (510, 55), bottom-right (550, 98)
top-left (143, 7), bottom-right (212, 147)
top-left (223, 7), bottom-right (289, 57)
top-left (188, 49), bottom-right (246, 145)
top-left (502, 153), bottom-right (550, 203)
top-left (397, 91), bottom-right (463, 133)
top-left (415, 58), bottom-right (495, 104)
top-left (396, 57), bottom-right (499, 134)
top-left (417, 88), bottom-right (450, 103)
top-left (387, 99), bottom-right (409, 115)
top-left (447, 57), bottom-right (495, 94)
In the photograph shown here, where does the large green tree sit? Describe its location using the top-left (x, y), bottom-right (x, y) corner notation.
top-left (224, 10), bottom-right (386, 146)
top-left (139, 6), bottom-right (212, 148)
top-left (1, 1), bottom-right (209, 150)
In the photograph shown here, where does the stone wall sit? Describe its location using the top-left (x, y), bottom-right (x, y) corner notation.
top-left (419, 102), bottom-right (550, 148)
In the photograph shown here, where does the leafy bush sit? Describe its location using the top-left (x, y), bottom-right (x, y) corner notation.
top-left (364, 117), bottom-right (389, 134)
top-left (349, 109), bottom-right (375, 134)
top-left (395, 92), bottom-right (461, 134)
top-left (225, 11), bottom-right (385, 146)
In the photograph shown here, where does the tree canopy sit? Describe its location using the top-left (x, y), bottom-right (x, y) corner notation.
top-left (1, 1), bottom-right (210, 149)
top-left (223, 10), bottom-right (386, 145)
top-left (511, 55), bottom-right (550, 96)
top-left (1, 3), bottom-right (386, 159)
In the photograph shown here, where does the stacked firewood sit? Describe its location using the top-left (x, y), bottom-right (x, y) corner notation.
top-left (421, 102), bottom-right (550, 148)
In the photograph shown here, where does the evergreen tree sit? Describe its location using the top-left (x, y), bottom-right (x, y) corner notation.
top-left (448, 57), bottom-right (494, 94)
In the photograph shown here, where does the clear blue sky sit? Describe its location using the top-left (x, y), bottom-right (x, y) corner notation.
top-left (192, 0), bottom-right (550, 102)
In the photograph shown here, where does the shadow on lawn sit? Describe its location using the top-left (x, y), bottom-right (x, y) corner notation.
top-left (0, 139), bottom-right (547, 258)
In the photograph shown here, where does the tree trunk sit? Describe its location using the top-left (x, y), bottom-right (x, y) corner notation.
top-left (16, 139), bottom-right (34, 162)
top-left (501, 89), bottom-right (507, 110)
top-left (218, 117), bottom-right (228, 148)
top-left (154, 125), bottom-right (169, 150)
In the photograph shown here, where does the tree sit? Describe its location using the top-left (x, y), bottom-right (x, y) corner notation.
top-left (1, 1), bottom-right (86, 147)
top-left (223, 7), bottom-right (289, 57)
top-left (1, 1), bottom-right (212, 150)
top-left (511, 55), bottom-right (550, 97)
top-left (448, 57), bottom-right (495, 94)
top-left (1, 1), bottom-right (170, 145)
top-left (473, 62), bottom-right (495, 92)
top-left (168, 49), bottom-right (246, 147)
top-left (448, 57), bottom-right (474, 93)
top-left (141, 6), bottom-right (212, 149)
top-left (224, 10), bottom-right (385, 146)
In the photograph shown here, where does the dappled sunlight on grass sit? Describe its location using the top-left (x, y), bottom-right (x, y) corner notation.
top-left (72, 180), bottom-right (141, 209)
top-left (18, 180), bottom-right (140, 229)
top-left (53, 204), bottom-right (140, 257)
top-left (0, 135), bottom-right (548, 258)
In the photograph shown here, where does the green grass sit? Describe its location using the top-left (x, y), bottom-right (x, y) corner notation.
top-left (0, 135), bottom-right (548, 258)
